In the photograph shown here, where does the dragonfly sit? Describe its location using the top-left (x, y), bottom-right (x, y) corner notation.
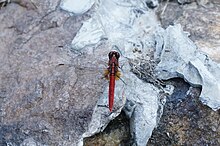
top-left (104, 50), bottom-right (121, 112)
top-left (73, 47), bottom-right (127, 113)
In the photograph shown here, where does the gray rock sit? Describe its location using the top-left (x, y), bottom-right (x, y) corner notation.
top-left (196, 0), bottom-right (209, 6)
top-left (177, 0), bottom-right (195, 4)
top-left (60, 0), bottom-right (95, 14)
top-left (145, 0), bottom-right (159, 8)
top-left (20, 138), bottom-right (44, 146)
top-left (175, 0), bottom-right (220, 62)
top-left (1, 0), bottom-right (220, 146)
top-left (154, 24), bottom-right (220, 110)
top-left (0, 1), bottom-right (95, 145)
top-left (70, 0), bottom-right (158, 51)
top-left (159, 0), bottom-right (220, 62)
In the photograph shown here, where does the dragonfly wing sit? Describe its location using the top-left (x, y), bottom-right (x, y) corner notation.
top-left (115, 70), bottom-right (121, 80)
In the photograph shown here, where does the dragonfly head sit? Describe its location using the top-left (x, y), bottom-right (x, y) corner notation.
top-left (109, 50), bottom-right (120, 60)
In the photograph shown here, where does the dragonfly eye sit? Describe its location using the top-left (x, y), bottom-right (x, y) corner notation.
top-left (108, 52), bottom-right (113, 59)
top-left (115, 52), bottom-right (120, 60)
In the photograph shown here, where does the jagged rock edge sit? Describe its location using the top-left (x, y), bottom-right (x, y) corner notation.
top-left (154, 24), bottom-right (220, 111)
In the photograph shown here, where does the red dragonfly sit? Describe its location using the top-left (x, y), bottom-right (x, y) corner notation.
top-left (74, 49), bottom-right (125, 112)
top-left (104, 50), bottom-right (121, 112)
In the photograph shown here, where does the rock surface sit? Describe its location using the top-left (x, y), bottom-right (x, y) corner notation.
top-left (148, 79), bottom-right (220, 145)
top-left (176, 0), bottom-right (220, 63)
top-left (1, 0), bottom-right (220, 145)
top-left (159, 0), bottom-right (220, 62)
top-left (66, 1), bottom-right (167, 146)
top-left (147, 0), bottom-right (220, 145)
top-left (0, 0), bottom-right (164, 145)
top-left (154, 24), bottom-right (220, 110)
top-left (0, 1), bottom-right (95, 145)
top-left (60, 0), bottom-right (95, 14)
top-left (84, 111), bottom-right (131, 146)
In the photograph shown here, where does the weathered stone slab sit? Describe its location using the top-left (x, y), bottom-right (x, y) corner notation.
top-left (155, 24), bottom-right (220, 110)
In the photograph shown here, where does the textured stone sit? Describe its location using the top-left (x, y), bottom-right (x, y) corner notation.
top-left (60, 0), bottom-right (95, 14)
top-left (176, 0), bottom-right (220, 62)
top-left (20, 137), bottom-right (43, 146)
top-left (66, 1), bottom-right (167, 145)
top-left (0, 1), bottom-right (95, 145)
top-left (177, 0), bottom-right (195, 4)
top-left (154, 24), bottom-right (220, 110)
top-left (158, 0), bottom-right (220, 62)
top-left (148, 79), bottom-right (220, 146)
top-left (1, 0), bottom-right (220, 145)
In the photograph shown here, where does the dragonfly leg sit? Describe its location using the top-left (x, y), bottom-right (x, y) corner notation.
top-left (97, 104), bottom-right (108, 108)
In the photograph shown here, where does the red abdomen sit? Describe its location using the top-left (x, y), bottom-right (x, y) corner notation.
top-left (109, 74), bottom-right (115, 112)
